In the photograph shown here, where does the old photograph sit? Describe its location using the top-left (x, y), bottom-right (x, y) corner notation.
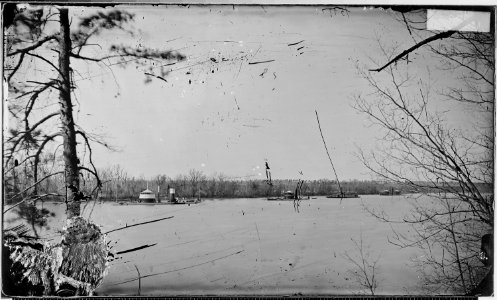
top-left (2, 3), bottom-right (494, 296)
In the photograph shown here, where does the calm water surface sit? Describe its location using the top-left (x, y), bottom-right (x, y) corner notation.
top-left (5, 195), bottom-right (428, 295)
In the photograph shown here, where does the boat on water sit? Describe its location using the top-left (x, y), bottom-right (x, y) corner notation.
top-left (267, 191), bottom-right (310, 201)
top-left (267, 197), bottom-right (310, 201)
top-left (283, 190), bottom-right (295, 199)
top-left (138, 188), bottom-right (156, 203)
top-left (172, 197), bottom-right (201, 204)
top-left (379, 188), bottom-right (401, 196)
top-left (326, 192), bottom-right (359, 198)
top-left (118, 199), bottom-right (201, 205)
top-left (114, 184), bottom-right (202, 205)
top-left (133, 185), bottom-right (201, 205)
top-left (315, 111), bottom-right (360, 200)
top-left (116, 200), bottom-right (201, 205)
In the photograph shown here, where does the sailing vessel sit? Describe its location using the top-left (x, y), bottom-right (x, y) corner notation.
top-left (315, 110), bottom-right (359, 199)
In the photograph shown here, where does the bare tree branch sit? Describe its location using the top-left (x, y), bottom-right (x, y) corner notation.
top-left (4, 171), bottom-right (64, 208)
top-left (369, 31), bottom-right (456, 72)
top-left (7, 35), bottom-right (57, 56)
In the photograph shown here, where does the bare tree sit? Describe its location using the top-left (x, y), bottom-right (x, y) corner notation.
top-left (343, 233), bottom-right (381, 295)
top-left (354, 8), bottom-right (493, 294)
top-left (188, 169), bottom-right (206, 198)
top-left (155, 174), bottom-right (169, 196)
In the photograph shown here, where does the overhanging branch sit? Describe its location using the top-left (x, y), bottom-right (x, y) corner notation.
top-left (7, 35), bottom-right (58, 57)
top-left (4, 171), bottom-right (64, 209)
top-left (369, 31), bottom-right (456, 72)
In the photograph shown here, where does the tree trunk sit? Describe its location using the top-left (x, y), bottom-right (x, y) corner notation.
top-left (58, 8), bottom-right (80, 218)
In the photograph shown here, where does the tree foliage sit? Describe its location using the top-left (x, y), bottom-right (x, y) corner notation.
top-left (3, 5), bottom-right (185, 295)
top-left (3, 5), bottom-right (185, 219)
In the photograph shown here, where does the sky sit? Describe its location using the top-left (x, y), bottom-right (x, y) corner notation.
top-left (5, 5), bottom-right (488, 181)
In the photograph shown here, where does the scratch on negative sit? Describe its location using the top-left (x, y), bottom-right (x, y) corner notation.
top-left (288, 40), bottom-right (304, 46)
top-left (248, 60), bottom-right (275, 65)
top-left (255, 222), bottom-right (261, 241)
top-left (108, 250), bottom-right (245, 286)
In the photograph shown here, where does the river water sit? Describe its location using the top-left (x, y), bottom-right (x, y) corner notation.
top-left (4, 195), bottom-right (430, 295)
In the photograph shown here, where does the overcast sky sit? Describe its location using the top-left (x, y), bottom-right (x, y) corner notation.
top-left (8, 5), bottom-right (483, 180)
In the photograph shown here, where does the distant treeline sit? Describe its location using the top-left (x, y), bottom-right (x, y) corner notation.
top-left (99, 178), bottom-right (390, 200)
top-left (84, 168), bottom-right (419, 200)
top-left (91, 168), bottom-right (495, 200)
top-left (5, 165), bottom-right (493, 203)
top-left (91, 178), bottom-right (412, 200)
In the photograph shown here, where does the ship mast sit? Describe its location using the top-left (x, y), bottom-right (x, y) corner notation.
top-left (315, 110), bottom-right (343, 196)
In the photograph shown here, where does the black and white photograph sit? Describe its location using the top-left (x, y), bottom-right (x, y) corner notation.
top-left (2, 3), bottom-right (494, 297)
